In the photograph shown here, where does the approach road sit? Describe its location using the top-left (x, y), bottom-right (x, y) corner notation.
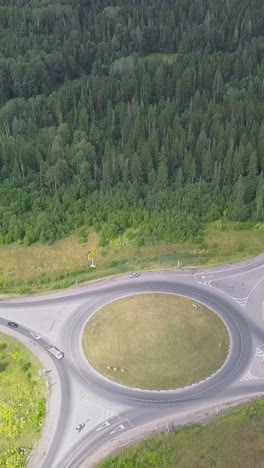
top-left (0, 254), bottom-right (264, 467)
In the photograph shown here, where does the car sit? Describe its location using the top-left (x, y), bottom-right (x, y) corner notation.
top-left (8, 321), bottom-right (18, 328)
top-left (129, 272), bottom-right (140, 278)
top-left (76, 423), bottom-right (85, 433)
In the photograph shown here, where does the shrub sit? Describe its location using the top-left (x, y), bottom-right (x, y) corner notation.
top-left (21, 362), bottom-right (31, 372)
top-left (210, 219), bottom-right (223, 230)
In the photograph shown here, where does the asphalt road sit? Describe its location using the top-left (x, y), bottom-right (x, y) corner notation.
top-left (1, 254), bottom-right (264, 467)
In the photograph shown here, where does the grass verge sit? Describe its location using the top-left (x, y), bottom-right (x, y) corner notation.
top-left (99, 399), bottom-right (264, 468)
top-left (82, 294), bottom-right (229, 390)
top-left (0, 220), bottom-right (263, 296)
top-left (0, 333), bottom-right (46, 468)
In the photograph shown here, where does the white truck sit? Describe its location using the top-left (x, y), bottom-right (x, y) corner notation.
top-left (45, 344), bottom-right (64, 360)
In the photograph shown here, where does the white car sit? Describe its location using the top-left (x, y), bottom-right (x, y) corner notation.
top-left (129, 273), bottom-right (140, 278)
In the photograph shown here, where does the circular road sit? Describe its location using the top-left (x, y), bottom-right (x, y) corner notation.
top-left (66, 279), bottom-right (252, 405)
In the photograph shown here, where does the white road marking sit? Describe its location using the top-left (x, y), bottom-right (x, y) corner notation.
top-left (194, 256), bottom-right (264, 279)
top-left (241, 370), bottom-right (258, 381)
top-left (241, 344), bottom-right (264, 381)
top-left (196, 268), bottom-right (264, 309)
top-left (95, 421), bottom-right (110, 431)
top-left (234, 298), bottom-right (248, 308)
top-left (196, 278), bottom-right (241, 305)
top-left (109, 424), bottom-right (125, 434)
top-left (246, 273), bottom-right (264, 301)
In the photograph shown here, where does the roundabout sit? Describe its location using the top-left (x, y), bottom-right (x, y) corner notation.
top-left (0, 255), bottom-right (264, 468)
top-left (66, 281), bottom-right (251, 406)
top-left (82, 293), bottom-right (229, 390)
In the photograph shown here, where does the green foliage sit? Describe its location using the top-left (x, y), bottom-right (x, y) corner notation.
top-left (255, 222), bottom-right (264, 231)
top-left (0, 0), bottom-right (263, 249)
top-left (0, 334), bottom-right (46, 468)
top-left (77, 227), bottom-right (88, 244)
top-left (99, 399), bottom-right (264, 468)
top-left (0, 448), bottom-right (27, 468)
top-left (20, 362), bottom-right (31, 372)
top-left (210, 220), bottom-right (223, 230)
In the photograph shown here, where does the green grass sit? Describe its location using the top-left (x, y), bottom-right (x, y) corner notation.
top-left (0, 220), bottom-right (263, 296)
top-left (0, 333), bottom-right (46, 468)
top-left (99, 399), bottom-right (264, 468)
top-left (82, 294), bottom-right (229, 390)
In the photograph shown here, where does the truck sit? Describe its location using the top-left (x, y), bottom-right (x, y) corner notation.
top-left (45, 344), bottom-right (64, 360)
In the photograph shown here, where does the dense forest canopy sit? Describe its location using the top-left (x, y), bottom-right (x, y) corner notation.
top-left (0, 0), bottom-right (264, 246)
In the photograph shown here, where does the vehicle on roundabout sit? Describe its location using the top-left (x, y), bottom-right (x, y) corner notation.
top-left (7, 321), bottom-right (18, 328)
top-left (76, 423), bottom-right (85, 433)
top-left (44, 344), bottom-right (64, 360)
top-left (129, 272), bottom-right (140, 278)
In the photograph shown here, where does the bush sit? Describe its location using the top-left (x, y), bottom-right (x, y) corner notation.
top-left (21, 362), bottom-right (31, 372)
top-left (77, 236), bottom-right (87, 243)
top-left (210, 219), bottom-right (223, 230)
top-left (255, 223), bottom-right (264, 231)
top-left (77, 228), bottom-right (88, 243)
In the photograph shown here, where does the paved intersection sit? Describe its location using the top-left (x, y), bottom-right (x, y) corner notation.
top-left (1, 254), bottom-right (264, 467)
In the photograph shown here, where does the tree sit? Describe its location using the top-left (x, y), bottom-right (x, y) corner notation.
top-left (234, 174), bottom-right (245, 207)
top-left (213, 67), bottom-right (224, 100)
top-left (155, 158), bottom-right (168, 190)
top-left (176, 167), bottom-right (184, 189)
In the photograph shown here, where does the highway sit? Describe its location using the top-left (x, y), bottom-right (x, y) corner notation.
top-left (1, 254), bottom-right (264, 467)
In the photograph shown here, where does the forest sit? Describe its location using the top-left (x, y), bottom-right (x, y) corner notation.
top-left (0, 0), bottom-right (264, 246)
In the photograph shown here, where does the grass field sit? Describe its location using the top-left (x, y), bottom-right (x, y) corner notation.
top-left (82, 294), bottom-right (229, 390)
top-left (0, 333), bottom-right (46, 468)
top-left (0, 221), bottom-right (263, 296)
top-left (99, 399), bottom-right (264, 468)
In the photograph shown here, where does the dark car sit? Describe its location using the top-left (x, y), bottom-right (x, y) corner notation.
top-left (76, 423), bottom-right (85, 433)
top-left (8, 321), bottom-right (18, 328)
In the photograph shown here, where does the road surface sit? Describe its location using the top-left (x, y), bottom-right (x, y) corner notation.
top-left (1, 254), bottom-right (264, 467)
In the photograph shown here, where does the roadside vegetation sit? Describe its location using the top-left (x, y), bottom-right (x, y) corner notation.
top-left (1, 1), bottom-right (264, 296)
top-left (82, 294), bottom-right (229, 390)
top-left (1, 0), bottom-right (264, 266)
top-left (0, 333), bottom-right (46, 468)
top-left (0, 220), bottom-right (263, 296)
top-left (99, 399), bottom-right (264, 468)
